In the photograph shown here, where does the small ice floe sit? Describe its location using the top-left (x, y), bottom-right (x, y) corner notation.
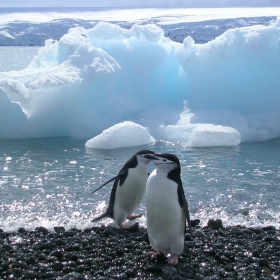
top-left (85, 121), bottom-right (155, 149)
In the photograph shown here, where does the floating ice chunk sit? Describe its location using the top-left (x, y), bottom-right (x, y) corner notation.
top-left (188, 124), bottom-right (241, 147)
top-left (85, 121), bottom-right (155, 149)
top-left (162, 109), bottom-right (241, 147)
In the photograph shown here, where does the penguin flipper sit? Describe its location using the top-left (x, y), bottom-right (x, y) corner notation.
top-left (182, 195), bottom-right (192, 233)
top-left (89, 170), bottom-right (127, 196)
top-left (177, 182), bottom-right (192, 233)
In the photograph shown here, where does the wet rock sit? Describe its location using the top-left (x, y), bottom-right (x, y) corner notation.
top-left (229, 227), bottom-right (243, 235)
top-left (32, 242), bottom-right (45, 250)
top-left (1, 244), bottom-right (14, 251)
top-left (125, 269), bottom-right (136, 277)
top-left (37, 253), bottom-right (47, 260)
top-left (262, 226), bottom-right (276, 231)
top-left (145, 265), bottom-right (162, 273)
top-left (207, 219), bottom-right (223, 230)
top-left (52, 261), bottom-right (65, 271)
top-left (193, 230), bottom-right (206, 238)
top-left (103, 227), bottom-right (114, 237)
top-left (0, 224), bottom-right (279, 279)
top-left (50, 249), bottom-right (64, 259)
top-left (18, 227), bottom-right (27, 234)
top-left (191, 219), bottom-right (200, 227)
top-left (60, 272), bottom-right (81, 279)
top-left (264, 236), bottom-right (275, 242)
top-left (47, 255), bottom-right (58, 262)
top-left (184, 233), bottom-right (192, 241)
top-left (26, 256), bottom-right (36, 265)
top-left (115, 247), bottom-right (125, 256)
top-left (43, 241), bottom-right (55, 250)
top-left (56, 238), bottom-right (67, 246)
top-left (24, 270), bottom-right (39, 279)
top-left (54, 226), bottom-right (66, 233)
top-left (13, 261), bottom-right (27, 269)
top-left (6, 274), bottom-right (17, 280)
top-left (259, 258), bottom-right (270, 267)
top-left (161, 266), bottom-right (178, 278)
top-left (71, 243), bottom-right (81, 251)
top-left (35, 226), bottom-right (49, 235)
top-left (2, 262), bottom-right (9, 271)
top-left (63, 231), bottom-right (76, 237)
top-left (44, 272), bottom-right (58, 279)
top-left (76, 265), bottom-right (86, 272)
top-left (0, 232), bottom-right (7, 238)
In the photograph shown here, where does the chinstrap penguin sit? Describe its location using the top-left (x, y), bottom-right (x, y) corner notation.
top-left (90, 150), bottom-right (157, 229)
top-left (146, 153), bottom-right (191, 265)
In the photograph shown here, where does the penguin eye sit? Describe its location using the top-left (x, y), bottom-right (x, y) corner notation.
top-left (163, 159), bottom-right (167, 162)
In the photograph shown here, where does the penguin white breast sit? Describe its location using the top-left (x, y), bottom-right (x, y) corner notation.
top-left (146, 169), bottom-right (185, 255)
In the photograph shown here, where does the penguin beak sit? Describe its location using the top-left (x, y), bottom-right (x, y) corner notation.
top-left (143, 154), bottom-right (158, 160)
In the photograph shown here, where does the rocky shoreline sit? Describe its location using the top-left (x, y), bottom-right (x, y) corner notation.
top-left (0, 220), bottom-right (279, 279)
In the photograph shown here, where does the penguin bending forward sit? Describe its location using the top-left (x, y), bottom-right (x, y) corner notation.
top-left (146, 153), bottom-right (191, 265)
top-left (90, 150), bottom-right (157, 229)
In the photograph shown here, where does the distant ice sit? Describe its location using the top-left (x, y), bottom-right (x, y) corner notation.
top-left (85, 121), bottom-right (155, 149)
top-left (1, 13), bottom-right (280, 147)
top-left (0, 8), bottom-right (278, 46)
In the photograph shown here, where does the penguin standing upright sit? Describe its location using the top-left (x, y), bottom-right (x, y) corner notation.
top-left (146, 153), bottom-right (191, 265)
top-left (90, 150), bottom-right (156, 229)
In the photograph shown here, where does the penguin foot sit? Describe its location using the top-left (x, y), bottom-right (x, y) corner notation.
top-left (127, 213), bottom-right (142, 220)
top-left (167, 255), bottom-right (179, 265)
top-left (118, 223), bottom-right (131, 229)
top-left (118, 222), bottom-right (139, 231)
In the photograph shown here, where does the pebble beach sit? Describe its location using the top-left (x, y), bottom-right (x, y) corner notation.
top-left (1, 220), bottom-right (279, 280)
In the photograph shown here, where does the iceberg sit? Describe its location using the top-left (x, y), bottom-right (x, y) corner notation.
top-left (85, 121), bottom-right (155, 149)
top-left (0, 19), bottom-right (280, 147)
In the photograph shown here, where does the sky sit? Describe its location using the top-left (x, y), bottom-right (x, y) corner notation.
top-left (1, 0), bottom-right (280, 8)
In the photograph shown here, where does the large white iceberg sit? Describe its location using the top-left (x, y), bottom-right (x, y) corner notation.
top-left (0, 19), bottom-right (280, 146)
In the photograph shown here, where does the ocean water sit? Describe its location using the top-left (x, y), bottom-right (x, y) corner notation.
top-left (1, 136), bottom-right (280, 232)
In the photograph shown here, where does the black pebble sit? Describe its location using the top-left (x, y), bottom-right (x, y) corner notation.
top-left (207, 219), bottom-right (224, 230)
top-left (259, 258), bottom-right (270, 267)
top-left (54, 226), bottom-right (66, 233)
top-left (35, 226), bottom-right (49, 235)
top-left (191, 219), bottom-right (200, 227)
top-left (50, 249), bottom-right (64, 259)
top-left (63, 231), bottom-right (76, 237)
top-left (52, 261), bottom-right (64, 271)
top-left (103, 227), bottom-right (114, 237)
top-left (145, 265), bottom-right (163, 273)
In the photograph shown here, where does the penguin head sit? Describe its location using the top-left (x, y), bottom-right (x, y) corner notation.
top-left (136, 150), bottom-right (158, 163)
top-left (151, 153), bottom-right (181, 173)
